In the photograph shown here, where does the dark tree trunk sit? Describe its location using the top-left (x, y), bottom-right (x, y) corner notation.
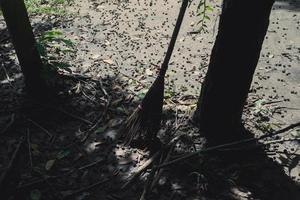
top-left (193, 0), bottom-right (275, 134)
top-left (0, 0), bottom-right (47, 96)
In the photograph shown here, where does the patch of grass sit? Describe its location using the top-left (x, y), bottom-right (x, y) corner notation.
top-left (25, 0), bottom-right (73, 15)
top-left (35, 29), bottom-right (76, 89)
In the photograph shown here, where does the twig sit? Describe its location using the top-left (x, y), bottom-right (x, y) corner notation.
top-left (78, 158), bottom-right (106, 171)
top-left (62, 178), bottom-right (110, 200)
top-left (78, 76), bottom-right (111, 143)
top-left (121, 151), bottom-right (160, 189)
top-left (263, 138), bottom-right (300, 145)
top-left (27, 129), bottom-right (33, 168)
top-left (54, 107), bottom-right (93, 125)
top-left (121, 131), bottom-right (182, 190)
top-left (1, 113), bottom-right (15, 135)
top-left (35, 102), bottom-right (93, 125)
top-left (151, 144), bottom-right (175, 190)
top-left (27, 118), bottom-right (53, 138)
top-left (98, 79), bottom-right (109, 97)
top-left (156, 121), bottom-right (300, 169)
top-left (246, 100), bottom-right (284, 108)
top-left (267, 150), bottom-right (300, 156)
top-left (80, 98), bottom-right (110, 144)
top-left (0, 139), bottom-right (24, 198)
top-left (17, 158), bottom-right (105, 191)
top-left (139, 164), bottom-right (157, 200)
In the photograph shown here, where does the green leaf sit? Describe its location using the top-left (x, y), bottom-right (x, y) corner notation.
top-left (56, 150), bottom-right (71, 159)
top-left (61, 39), bottom-right (74, 47)
top-left (138, 92), bottom-right (146, 99)
top-left (94, 127), bottom-right (107, 134)
top-left (206, 5), bottom-right (214, 12)
top-left (204, 15), bottom-right (211, 20)
top-left (30, 189), bottom-right (41, 200)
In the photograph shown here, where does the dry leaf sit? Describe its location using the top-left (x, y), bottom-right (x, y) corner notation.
top-left (103, 59), bottom-right (114, 65)
top-left (145, 68), bottom-right (153, 76)
top-left (45, 159), bottom-right (56, 171)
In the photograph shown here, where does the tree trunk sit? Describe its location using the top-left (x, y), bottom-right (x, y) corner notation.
top-left (193, 0), bottom-right (275, 133)
top-left (0, 0), bottom-right (47, 96)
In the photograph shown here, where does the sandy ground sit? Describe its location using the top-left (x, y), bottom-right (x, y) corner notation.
top-left (62, 0), bottom-right (300, 122)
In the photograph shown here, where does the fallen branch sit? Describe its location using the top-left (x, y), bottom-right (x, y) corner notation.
top-left (156, 121), bottom-right (300, 169)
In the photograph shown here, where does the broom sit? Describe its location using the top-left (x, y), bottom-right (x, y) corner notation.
top-left (122, 0), bottom-right (189, 146)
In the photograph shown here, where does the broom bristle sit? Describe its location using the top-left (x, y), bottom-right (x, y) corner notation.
top-left (122, 106), bottom-right (143, 145)
top-left (121, 76), bottom-right (164, 147)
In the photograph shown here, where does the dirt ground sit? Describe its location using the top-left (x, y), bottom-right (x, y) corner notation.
top-left (1, 0), bottom-right (300, 199)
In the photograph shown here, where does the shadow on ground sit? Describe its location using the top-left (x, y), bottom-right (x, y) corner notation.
top-left (275, 0), bottom-right (300, 11)
top-left (155, 131), bottom-right (300, 200)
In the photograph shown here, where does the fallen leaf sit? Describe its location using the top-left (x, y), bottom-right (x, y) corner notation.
top-left (45, 159), bottom-right (56, 171)
top-left (102, 59), bottom-right (114, 65)
top-left (145, 68), bottom-right (153, 76)
top-left (91, 54), bottom-right (101, 59)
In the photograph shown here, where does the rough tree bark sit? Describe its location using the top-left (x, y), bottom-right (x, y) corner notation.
top-left (193, 0), bottom-right (275, 137)
top-left (0, 0), bottom-right (47, 96)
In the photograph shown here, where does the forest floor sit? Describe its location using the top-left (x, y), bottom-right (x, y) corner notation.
top-left (1, 0), bottom-right (300, 199)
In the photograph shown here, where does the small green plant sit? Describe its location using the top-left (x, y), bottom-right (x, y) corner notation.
top-left (25, 0), bottom-right (72, 15)
top-left (37, 30), bottom-right (75, 75)
top-left (196, 0), bottom-right (213, 33)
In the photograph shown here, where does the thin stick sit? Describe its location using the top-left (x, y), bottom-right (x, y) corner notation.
top-left (139, 165), bottom-right (156, 200)
top-left (17, 158), bottom-right (106, 191)
top-left (0, 139), bottom-right (24, 198)
top-left (1, 113), bottom-right (15, 135)
top-left (151, 144), bottom-right (175, 190)
top-left (62, 178), bottom-right (110, 200)
top-left (156, 121), bottom-right (300, 169)
top-left (34, 102), bottom-right (93, 125)
top-left (80, 98), bottom-right (110, 143)
top-left (121, 151), bottom-right (160, 189)
top-left (27, 118), bottom-right (53, 138)
top-left (121, 131), bottom-right (182, 189)
top-left (27, 129), bottom-right (33, 168)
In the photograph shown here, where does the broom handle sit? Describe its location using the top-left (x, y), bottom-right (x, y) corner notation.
top-left (159, 0), bottom-right (189, 77)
